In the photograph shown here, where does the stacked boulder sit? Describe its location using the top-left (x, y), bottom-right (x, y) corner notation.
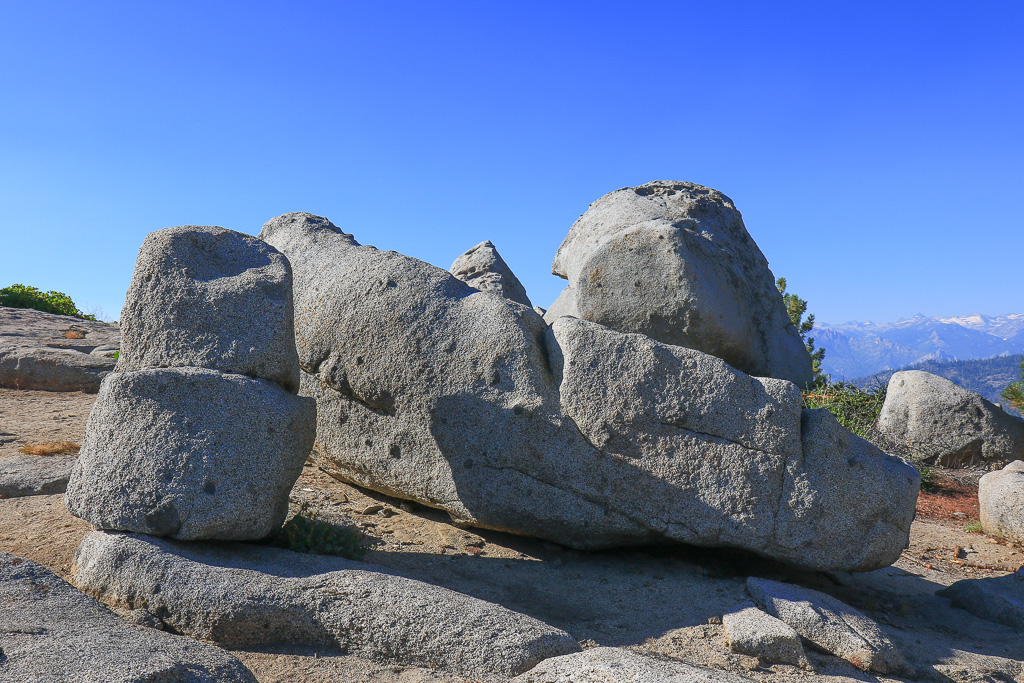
top-left (66, 227), bottom-right (316, 540)
top-left (544, 181), bottom-right (813, 387)
top-left (259, 209), bottom-right (919, 573)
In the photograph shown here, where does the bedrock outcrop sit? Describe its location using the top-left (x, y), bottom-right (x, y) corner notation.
top-left (72, 531), bottom-right (580, 681)
top-left (1, 550), bottom-right (256, 682)
top-left (260, 212), bottom-right (918, 572)
top-left (544, 181), bottom-right (812, 387)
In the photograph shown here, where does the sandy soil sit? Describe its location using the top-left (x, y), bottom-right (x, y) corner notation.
top-left (1, 387), bottom-right (1022, 683)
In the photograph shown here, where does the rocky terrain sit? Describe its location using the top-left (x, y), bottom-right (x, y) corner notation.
top-left (1, 181), bottom-right (1022, 682)
top-left (1, 386), bottom-right (1023, 682)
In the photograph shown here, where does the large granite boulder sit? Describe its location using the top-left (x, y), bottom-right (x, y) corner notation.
top-left (115, 226), bottom-right (300, 392)
top-left (0, 305), bottom-right (120, 392)
top-left (544, 181), bottom-right (812, 387)
top-left (66, 367), bottom-right (314, 540)
top-left (876, 370), bottom-right (1024, 467)
top-left (73, 531), bottom-right (580, 681)
top-left (450, 239), bottom-right (533, 307)
top-left (260, 212), bottom-right (918, 572)
top-left (979, 460), bottom-right (1024, 544)
top-left (0, 550), bottom-right (256, 682)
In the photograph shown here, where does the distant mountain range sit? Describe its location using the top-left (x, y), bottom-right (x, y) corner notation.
top-left (814, 313), bottom-right (1024, 380)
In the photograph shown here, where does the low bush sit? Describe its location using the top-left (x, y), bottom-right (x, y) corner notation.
top-left (273, 504), bottom-right (375, 560)
top-left (0, 284), bottom-right (96, 320)
top-left (19, 441), bottom-right (80, 456)
top-left (802, 381), bottom-right (887, 439)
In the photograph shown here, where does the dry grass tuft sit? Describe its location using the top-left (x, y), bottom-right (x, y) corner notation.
top-left (63, 329), bottom-right (86, 339)
top-left (19, 441), bottom-right (80, 456)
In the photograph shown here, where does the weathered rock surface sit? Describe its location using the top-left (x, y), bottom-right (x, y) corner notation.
top-left (0, 305), bottom-right (120, 392)
top-left (115, 226), bottom-right (300, 391)
top-left (877, 370), bottom-right (1024, 467)
top-left (510, 647), bottom-right (754, 682)
top-left (66, 367), bottom-right (315, 540)
top-left (544, 181), bottom-right (812, 387)
top-left (0, 549), bottom-right (256, 682)
top-left (747, 577), bottom-right (907, 674)
top-left (450, 240), bottom-right (533, 307)
top-left (722, 604), bottom-right (808, 667)
top-left (261, 212), bottom-right (918, 572)
top-left (73, 531), bottom-right (581, 681)
top-left (0, 453), bottom-right (75, 498)
top-left (554, 317), bottom-right (919, 571)
top-left (980, 460), bottom-right (1024, 545)
top-left (938, 566), bottom-right (1024, 632)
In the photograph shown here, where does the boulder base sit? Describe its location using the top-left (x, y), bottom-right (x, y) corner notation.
top-left (72, 531), bottom-right (581, 681)
top-left (66, 367), bottom-right (315, 540)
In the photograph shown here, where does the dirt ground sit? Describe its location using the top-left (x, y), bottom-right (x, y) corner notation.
top-left (1, 387), bottom-right (1022, 683)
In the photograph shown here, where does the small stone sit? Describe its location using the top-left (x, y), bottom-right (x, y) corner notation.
top-left (747, 577), bottom-right (907, 674)
top-left (723, 604), bottom-right (808, 667)
top-left (450, 240), bottom-right (532, 307)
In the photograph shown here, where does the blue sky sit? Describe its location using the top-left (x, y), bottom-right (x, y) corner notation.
top-left (2, 1), bottom-right (1021, 324)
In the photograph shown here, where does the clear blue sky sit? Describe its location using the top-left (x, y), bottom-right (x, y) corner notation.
top-left (2, 1), bottom-right (1021, 324)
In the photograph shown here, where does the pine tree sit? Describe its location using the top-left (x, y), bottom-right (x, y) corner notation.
top-left (1002, 356), bottom-right (1024, 409)
top-left (776, 277), bottom-right (825, 383)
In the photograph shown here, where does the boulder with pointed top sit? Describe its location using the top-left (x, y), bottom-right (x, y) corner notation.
top-left (450, 240), bottom-right (533, 307)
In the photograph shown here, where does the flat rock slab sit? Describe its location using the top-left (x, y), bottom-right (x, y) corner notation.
top-left (722, 604), bottom-right (807, 667)
top-left (510, 647), bottom-right (754, 682)
top-left (0, 306), bottom-right (120, 392)
top-left (0, 550), bottom-right (256, 682)
top-left (72, 531), bottom-right (581, 682)
top-left (938, 567), bottom-right (1024, 631)
top-left (747, 577), bottom-right (907, 674)
top-left (0, 453), bottom-right (75, 498)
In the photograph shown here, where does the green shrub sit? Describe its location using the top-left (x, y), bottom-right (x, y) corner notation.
top-left (802, 381), bottom-right (887, 439)
top-left (1002, 356), bottom-right (1024, 410)
top-left (965, 520), bottom-right (982, 533)
top-left (776, 277), bottom-right (826, 386)
top-left (274, 505), bottom-right (375, 560)
top-left (0, 284), bottom-right (96, 320)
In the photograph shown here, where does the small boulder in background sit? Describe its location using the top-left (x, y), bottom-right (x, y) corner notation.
top-left (979, 460), bottom-right (1024, 544)
top-left (876, 370), bottom-right (1024, 467)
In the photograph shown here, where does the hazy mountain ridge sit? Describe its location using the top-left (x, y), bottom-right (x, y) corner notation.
top-left (852, 353), bottom-right (1023, 418)
top-left (816, 313), bottom-right (1024, 380)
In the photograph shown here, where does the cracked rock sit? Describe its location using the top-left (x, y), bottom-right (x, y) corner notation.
top-left (259, 211), bottom-right (917, 572)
